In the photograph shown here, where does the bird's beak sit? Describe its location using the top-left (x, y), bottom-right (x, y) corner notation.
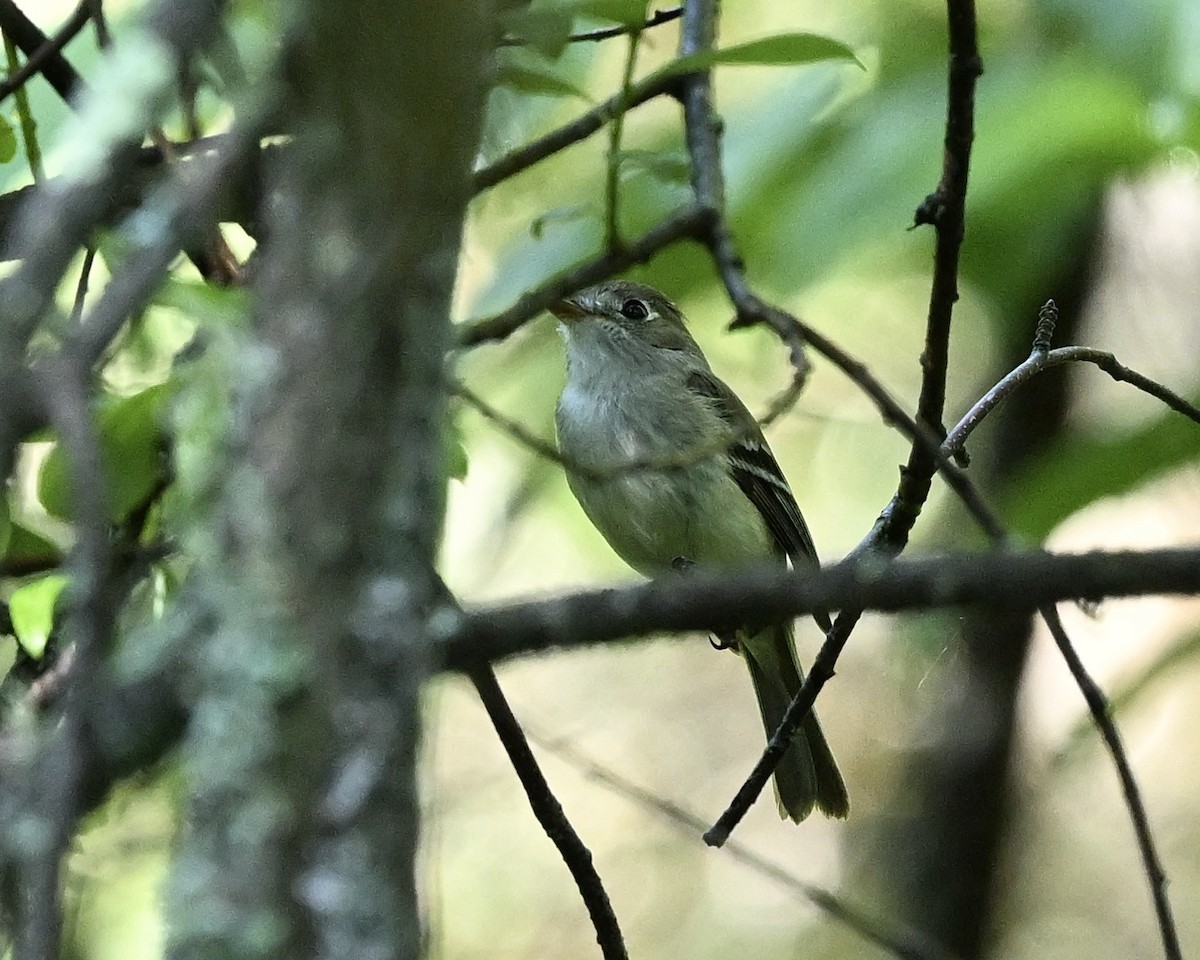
top-left (549, 295), bottom-right (587, 323)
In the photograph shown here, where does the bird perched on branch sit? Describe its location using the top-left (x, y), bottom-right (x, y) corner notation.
top-left (552, 280), bottom-right (848, 822)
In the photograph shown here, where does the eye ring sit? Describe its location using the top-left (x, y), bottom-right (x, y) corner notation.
top-left (620, 298), bottom-right (649, 321)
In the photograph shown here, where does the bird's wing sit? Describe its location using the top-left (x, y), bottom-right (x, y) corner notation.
top-left (686, 370), bottom-right (819, 567)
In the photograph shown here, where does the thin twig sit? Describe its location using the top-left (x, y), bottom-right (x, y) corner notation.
top-left (1040, 606), bottom-right (1182, 960)
top-left (932, 301), bottom-right (1190, 960)
top-left (603, 29), bottom-right (641, 252)
top-left (85, 0), bottom-right (110, 49)
top-left (944, 300), bottom-right (1200, 457)
top-left (59, 123), bottom-right (263, 373)
top-left (3, 30), bottom-right (45, 180)
top-left (456, 204), bottom-right (713, 346)
top-left (470, 668), bottom-right (628, 960)
top-left (527, 730), bottom-right (963, 960)
top-left (472, 70), bottom-right (678, 192)
top-left (501, 7), bottom-right (683, 47)
top-left (703, 608), bottom-right (860, 846)
top-left (756, 373), bottom-right (805, 428)
top-left (0, 0), bottom-right (85, 103)
top-left (0, 2), bottom-right (89, 107)
top-left (18, 359), bottom-right (115, 960)
top-left (882, 0), bottom-right (981, 548)
top-left (69, 247), bottom-right (97, 325)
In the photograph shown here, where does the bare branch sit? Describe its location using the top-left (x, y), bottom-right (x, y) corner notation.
top-left (12, 360), bottom-right (114, 960)
top-left (441, 547), bottom-right (1200, 670)
top-left (702, 608), bottom-right (858, 845)
top-left (0, 2), bottom-right (90, 107)
top-left (470, 668), bottom-right (627, 960)
top-left (456, 204), bottom-right (713, 346)
top-left (944, 300), bottom-right (1200, 457)
top-left (883, 0), bottom-right (982, 548)
top-left (0, 0), bottom-right (85, 103)
top-left (1040, 606), bottom-right (1182, 960)
top-left (57, 123), bottom-right (264, 373)
top-left (603, 30), bottom-right (641, 252)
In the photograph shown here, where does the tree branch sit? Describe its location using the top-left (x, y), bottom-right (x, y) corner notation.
top-left (0, 2), bottom-right (90, 107)
top-left (12, 361), bottom-right (114, 960)
top-left (0, 0), bottom-right (85, 103)
top-left (472, 70), bottom-right (679, 192)
top-left (442, 547), bottom-right (1200, 669)
top-left (883, 0), bottom-right (981, 547)
top-left (469, 668), bottom-right (627, 960)
top-left (1040, 605), bottom-right (1182, 960)
top-left (945, 301), bottom-right (1200, 457)
top-left (456, 204), bottom-right (714, 346)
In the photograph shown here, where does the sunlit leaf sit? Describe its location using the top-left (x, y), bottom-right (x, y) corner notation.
top-left (9, 573), bottom-right (69, 660)
top-left (38, 384), bottom-right (173, 523)
top-left (154, 277), bottom-right (251, 328)
top-left (656, 33), bottom-right (863, 79)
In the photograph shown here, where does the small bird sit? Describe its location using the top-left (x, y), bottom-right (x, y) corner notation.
top-left (552, 280), bottom-right (848, 822)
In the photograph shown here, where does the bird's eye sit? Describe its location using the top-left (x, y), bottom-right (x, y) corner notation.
top-left (619, 298), bottom-right (649, 321)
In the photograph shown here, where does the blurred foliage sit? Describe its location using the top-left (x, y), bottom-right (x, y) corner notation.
top-left (0, 0), bottom-right (1198, 958)
top-left (37, 384), bottom-right (173, 524)
top-left (8, 573), bottom-right (67, 659)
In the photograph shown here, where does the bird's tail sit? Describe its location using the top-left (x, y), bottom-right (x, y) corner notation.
top-left (743, 623), bottom-right (849, 822)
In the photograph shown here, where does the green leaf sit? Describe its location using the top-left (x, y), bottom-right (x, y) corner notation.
top-left (9, 573), bottom-right (68, 659)
top-left (0, 114), bottom-right (16, 164)
top-left (2, 522), bottom-right (63, 573)
top-left (497, 51), bottom-right (590, 101)
top-left (655, 33), bottom-right (863, 79)
top-left (153, 276), bottom-right (250, 327)
top-left (38, 384), bottom-right (173, 523)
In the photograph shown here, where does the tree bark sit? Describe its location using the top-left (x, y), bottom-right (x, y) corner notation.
top-left (165, 4), bottom-right (490, 959)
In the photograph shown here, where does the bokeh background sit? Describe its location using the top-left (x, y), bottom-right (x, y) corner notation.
top-left (14, 0), bottom-right (1200, 957)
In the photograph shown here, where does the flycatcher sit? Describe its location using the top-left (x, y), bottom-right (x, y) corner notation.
top-left (552, 280), bottom-right (848, 822)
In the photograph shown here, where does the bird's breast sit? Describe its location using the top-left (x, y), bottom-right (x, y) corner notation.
top-left (556, 379), bottom-right (772, 575)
